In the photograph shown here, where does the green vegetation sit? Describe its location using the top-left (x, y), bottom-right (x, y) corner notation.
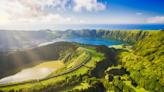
top-left (104, 30), bottom-right (164, 92)
top-left (59, 81), bottom-right (91, 92)
top-left (110, 44), bottom-right (133, 54)
top-left (123, 81), bottom-right (149, 92)
top-left (128, 30), bottom-right (164, 91)
top-left (1, 29), bottom-right (164, 92)
top-left (31, 60), bottom-right (64, 69)
top-left (54, 29), bottom-right (158, 43)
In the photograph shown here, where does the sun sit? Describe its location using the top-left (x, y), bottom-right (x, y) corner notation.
top-left (0, 15), bottom-right (5, 20)
top-left (0, 14), bottom-right (9, 23)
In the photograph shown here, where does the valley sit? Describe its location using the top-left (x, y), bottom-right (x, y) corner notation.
top-left (0, 29), bottom-right (164, 92)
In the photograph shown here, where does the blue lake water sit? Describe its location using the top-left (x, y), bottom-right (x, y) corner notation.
top-left (39, 37), bottom-right (135, 47)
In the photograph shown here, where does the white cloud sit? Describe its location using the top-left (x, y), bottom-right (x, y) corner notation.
top-left (136, 12), bottom-right (142, 16)
top-left (40, 14), bottom-right (72, 22)
top-left (73, 0), bottom-right (106, 12)
top-left (37, 0), bottom-right (69, 10)
top-left (80, 20), bottom-right (85, 23)
top-left (0, 0), bottom-right (106, 23)
top-left (0, 0), bottom-right (71, 23)
top-left (147, 15), bottom-right (164, 23)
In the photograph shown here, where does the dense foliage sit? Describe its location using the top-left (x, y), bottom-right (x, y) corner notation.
top-left (115, 30), bottom-right (164, 91)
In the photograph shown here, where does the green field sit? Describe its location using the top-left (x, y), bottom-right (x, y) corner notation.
top-left (32, 60), bottom-right (64, 69)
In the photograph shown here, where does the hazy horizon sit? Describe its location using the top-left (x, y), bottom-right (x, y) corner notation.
top-left (0, 24), bottom-right (164, 31)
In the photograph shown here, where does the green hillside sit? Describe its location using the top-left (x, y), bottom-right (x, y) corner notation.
top-left (112, 30), bottom-right (164, 91)
top-left (55, 29), bottom-right (158, 43)
top-left (74, 29), bottom-right (157, 42)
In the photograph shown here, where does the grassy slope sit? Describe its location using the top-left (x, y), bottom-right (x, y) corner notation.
top-left (110, 44), bottom-right (133, 54)
top-left (0, 43), bottom-right (105, 92)
top-left (67, 51), bottom-right (87, 68)
top-left (48, 47), bottom-right (88, 76)
top-left (58, 81), bottom-right (90, 92)
top-left (31, 60), bottom-right (63, 69)
top-left (55, 43), bottom-right (105, 92)
top-left (123, 81), bottom-right (149, 92)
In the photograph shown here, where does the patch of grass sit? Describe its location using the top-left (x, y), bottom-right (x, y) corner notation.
top-left (105, 65), bottom-right (122, 73)
top-left (123, 81), bottom-right (150, 92)
top-left (67, 51), bottom-right (87, 68)
top-left (109, 45), bottom-right (123, 49)
top-left (107, 90), bottom-right (114, 92)
top-left (74, 43), bottom-right (88, 48)
top-left (48, 47), bottom-right (87, 76)
top-left (84, 47), bottom-right (105, 67)
top-left (110, 44), bottom-right (133, 53)
top-left (58, 81), bottom-right (90, 92)
top-left (32, 60), bottom-right (64, 69)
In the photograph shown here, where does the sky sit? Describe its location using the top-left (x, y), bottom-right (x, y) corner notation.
top-left (0, 0), bottom-right (164, 30)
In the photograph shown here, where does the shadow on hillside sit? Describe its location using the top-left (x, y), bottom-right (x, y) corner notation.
top-left (107, 67), bottom-right (129, 76)
top-left (111, 48), bottom-right (131, 54)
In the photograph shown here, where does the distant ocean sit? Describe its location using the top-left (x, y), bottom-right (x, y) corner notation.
top-left (50, 24), bottom-right (164, 31)
top-left (0, 24), bottom-right (164, 31)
